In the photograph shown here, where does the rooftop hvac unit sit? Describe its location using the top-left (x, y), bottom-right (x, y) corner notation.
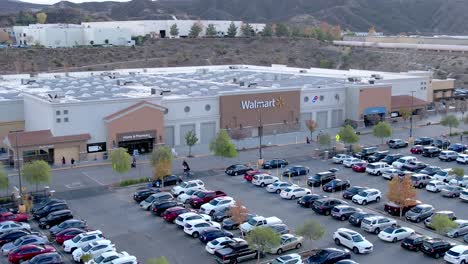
top-left (347, 77), bottom-right (362, 83)
top-left (299, 70), bottom-right (307, 73)
top-left (239, 81), bottom-right (245, 86)
top-left (248, 82), bottom-right (257, 88)
top-left (232, 78), bottom-right (238, 84)
top-left (371, 74), bottom-right (383, 80)
top-left (21, 79), bottom-right (36, 85)
top-left (229, 66), bottom-right (239, 69)
top-left (117, 80), bottom-right (134, 86)
top-left (369, 80), bottom-right (375, 84)
top-left (151, 88), bottom-right (156, 95)
top-left (129, 72), bottom-right (137, 76)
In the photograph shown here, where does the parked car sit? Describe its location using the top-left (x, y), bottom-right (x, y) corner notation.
top-left (392, 156), bottom-right (417, 169)
top-left (433, 169), bottom-right (453, 182)
top-left (365, 162), bottom-right (390, 176)
top-left (444, 245), bottom-right (468, 264)
top-left (0, 230), bottom-right (32, 247)
top-left (0, 212), bottom-right (28, 223)
top-left (151, 200), bottom-right (183, 216)
top-left (24, 252), bottom-right (62, 264)
top-left (280, 186), bottom-right (311, 199)
top-left (342, 186), bottom-right (367, 200)
top-left (1, 235), bottom-right (49, 256)
top-left (348, 212), bottom-right (376, 227)
top-left (433, 139), bottom-right (451, 149)
top-left (419, 166), bottom-right (442, 176)
top-left (304, 248), bottom-right (351, 264)
top-left (269, 224), bottom-right (290, 235)
top-left (188, 190), bottom-right (226, 208)
top-left (333, 228), bottom-right (373, 254)
top-left (212, 206), bottom-right (242, 222)
top-left (381, 153), bottom-right (403, 165)
top-left (354, 146), bottom-right (377, 160)
top-left (8, 244), bottom-right (56, 264)
top-left (270, 253), bottom-right (302, 264)
top-left (351, 189), bottom-right (381, 205)
top-left (62, 230), bottom-right (104, 253)
top-left (198, 228), bottom-right (233, 243)
top-left (323, 179), bottom-right (351, 192)
top-left (214, 240), bottom-right (258, 264)
top-left (33, 203), bottom-right (68, 220)
top-left (387, 139), bottom-right (408, 149)
top-left (343, 158), bottom-right (363, 168)
top-left (449, 143), bottom-right (468, 153)
top-left (367, 151), bottom-right (389, 163)
top-left (406, 204), bottom-right (435, 222)
top-left (449, 176), bottom-right (468, 187)
top-left (175, 212), bottom-right (211, 228)
top-left (266, 182), bottom-right (295, 194)
top-left (331, 205), bottom-right (361, 221)
top-left (312, 198), bottom-right (348, 216)
top-left (282, 166), bottom-right (309, 177)
top-left (268, 234), bottom-right (303, 255)
top-left (262, 159), bottom-right (288, 169)
top-left (139, 192), bottom-right (173, 210)
top-left (422, 146), bottom-right (442, 157)
top-left (171, 180), bottom-right (205, 196)
top-left (401, 161), bottom-right (427, 172)
top-left (225, 164), bottom-right (253, 176)
top-left (0, 221), bottom-right (30, 234)
top-left (361, 216), bottom-right (397, 234)
top-left (307, 170), bottom-right (337, 187)
top-left (410, 145), bottom-right (424, 154)
top-left (351, 163), bottom-right (367, 173)
top-left (221, 214), bottom-right (257, 230)
top-left (421, 238), bottom-right (455, 259)
top-left (243, 170), bottom-right (265, 182)
top-left (382, 168), bottom-right (406, 180)
top-left (461, 190), bottom-right (468, 202)
top-left (400, 234), bottom-right (428, 252)
top-left (426, 180), bottom-right (447, 192)
top-left (411, 174), bottom-right (432, 188)
top-left (31, 199), bottom-right (64, 214)
top-left (200, 197), bottom-right (235, 216)
top-left (415, 137), bottom-right (433, 146)
top-left (54, 228), bottom-right (87, 245)
top-left (297, 194), bottom-right (327, 208)
top-left (162, 206), bottom-right (192, 223)
top-left (38, 210), bottom-right (73, 229)
top-left (252, 174), bottom-right (279, 187)
top-left (446, 219), bottom-right (468, 238)
top-left (84, 251), bottom-right (130, 264)
top-left (384, 199), bottom-right (421, 216)
top-left (177, 189), bottom-right (205, 204)
top-left (183, 219), bottom-right (221, 238)
top-left (441, 185), bottom-right (465, 198)
top-left (378, 227), bottom-right (415, 242)
top-left (440, 150), bottom-right (459, 161)
top-left (456, 154), bottom-right (468, 164)
top-left (151, 174), bottom-right (182, 187)
top-left (132, 188), bottom-right (157, 203)
top-left (72, 240), bottom-right (115, 263)
top-left (332, 154), bottom-right (352, 164)
top-left (205, 237), bottom-right (244, 255)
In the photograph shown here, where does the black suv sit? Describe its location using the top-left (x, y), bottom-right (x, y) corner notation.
top-left (38, 209), bottom-right (73, 229)
top-left (262, 159), bottom-right (288, 169)
top-left (420, 238), bottom-right (455, 258)
top-left (307, 170), bottom-right (336, 187)
top-left (31, 199), bottom-right (64, 214)
top-left (419, 166), bottom-right (441, 176)
top-left (151, 200), bottom-right (183, 216)
top-left (214, 241), bottom-right (258, 264)
top-left (311, 198), bottom-right (347, 215)
top-left (354, 147), bottom-right (378, 160)
top-left (381, 153), bottom-right (403, 165)
top-left (297, 194), bottom-right (327, 208)
top-left (49, 219), bottom-right (87, 237)
top-left (401, 234), bottom-right (428, 252)
top-left (0, 230), bottom-right (32, 246)
top-left (33, 203), bottom-right (69, 220)
top-left (225, 164), bottom-right (253, 176)
top-left (348, 212), bottom-right (376, 227)
top-left (133, 188), bottom-right (157, 203)
top-left (342, 186), bottom-right (367, 200)
top-left (432, 139), bottom-right (450, 149)
top-left (305, 248), bottom-right (351, 264)
top-left (414, 137), bottom-right (433, 146)
top-left (367, 151), bottom-right (389, 163)
top-left (422, 146), bottom-right (441, 157)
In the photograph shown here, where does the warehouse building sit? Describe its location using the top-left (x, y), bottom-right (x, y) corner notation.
top-left (0, 65), bottom-right (434, 166)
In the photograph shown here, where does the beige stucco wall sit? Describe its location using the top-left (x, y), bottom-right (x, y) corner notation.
top-left (0, 121), bottom-right (25, 149)
top-left (430, 79), bottom-right (455, 101)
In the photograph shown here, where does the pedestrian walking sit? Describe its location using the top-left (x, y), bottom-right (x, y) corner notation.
top-left (182, 160), bottom-right (191, 177)
top-left (70, 158), bottom-right (75, 167)
top-left (131, 156), bottom-right (137, 168)
top-left (62, 156), bottom-right (66, 166)
top-left (306, 136), bottom-right (310, 144)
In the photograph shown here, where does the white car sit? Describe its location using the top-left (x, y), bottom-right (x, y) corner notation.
top-left (280, 186), bottom-right (311, 200)
top-left (377, 227), bottom-right (414, 242)
top-left (333, 154), bottom-right (351, 164)
top-left (63, 230), bottom-right (104, 253)
top-left (0, 221), bottom-right (30, 234)
top-left (175, 212), bottom-right (212, 227)
top-left (266, 182), bottom-right (295, 194)
top-left (73, 240), bottom-right (115, 262)
top-left (361, 216), bottom-right (397, 234)
top-left (352, 188), bottom-right (381, 205)
top-left (205, 237), bottom-right (245, 254)
top-left (108, 256), bottom-right (138, 264)
top-left (183, 219), bottom-right (221, 238)
top-left (85, 251), bottom-right (130, 264)
top-left (392, 156), bottom-right (417, 169)
top-left (444, 245), bottom-right (468, 264)
top-left (426, 180), bottom-right (447, 192)
top-left (171, 180), bottom-right (205, 196)
top-left (449, 176), bottom-right (468, 187)
top-left (433, 169), bottom-right (453, 182)
top-left (200, 197), bottom-right (235, 215)
top-left (381, 168), bottom-right (403, 180)
top-left (343, 158), bottom-right (363, 168)
top-left (333, 228), bottom-right (373, 254)
top-left (456, 154), bottom-right (468, 164)
top-left (365, 162), bottom-right (390, 176)
top-left (177, 189), bottom-right (205, 203)
top-left (252, 174), bottom-right (279, 187)
top-left (139, 192), bottom-right (173, 210)
top-left (270, 253), bottom-right (303, 264)
top-left (461, 189), bottom-right (468, 202)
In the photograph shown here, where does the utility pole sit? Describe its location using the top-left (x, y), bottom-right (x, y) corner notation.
top-left (409, 91), bottom-right (416, 138)
top-left (258, 110), bottom-right (263, 160)
top-left (13, 131), bottom-right (23, 204)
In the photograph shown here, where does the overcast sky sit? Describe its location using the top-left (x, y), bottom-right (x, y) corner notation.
top-left (20, 0), bottom-right (131, 4)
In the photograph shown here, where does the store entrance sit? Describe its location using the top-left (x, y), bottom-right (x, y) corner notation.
top-left (118, 139), bottom-right (154, 155)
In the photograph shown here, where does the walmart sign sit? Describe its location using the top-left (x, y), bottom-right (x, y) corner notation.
top-left (240, 97), bottom-right (285, 110)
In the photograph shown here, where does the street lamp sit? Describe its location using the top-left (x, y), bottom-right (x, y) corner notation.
top-left (12, 131), bottom-right (23, 204)
top-left (409, 91), bottom-right (416, 138)
top-left (257, 109), bottom-right (263, 160)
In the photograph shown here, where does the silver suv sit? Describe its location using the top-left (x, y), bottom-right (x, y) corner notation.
top-left (405, 204), bottom-right (435, 223)
top-left (361, 216), bottom-right (397, 234)
top-left (411, 174), bottom-right (432, 188)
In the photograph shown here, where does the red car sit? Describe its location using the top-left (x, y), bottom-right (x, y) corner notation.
top-left (410, 145), bottom-right (423, 154)
top-left (54, 228), bottom-right (87, 245)
top-left (384, 199), bottom-right (421, 216)
top-left (244, 170), bottom-right (267, 182)
top-left (188, 190), bottom-right (226, 208)
top-left (8, 244), bottom-right (56, 264)
top-left (352, 162), bottom-right (367, 173)
top-left (162, 207), bottom-right (193, 223)
top-left (0, 212), bottom-right (28, 223)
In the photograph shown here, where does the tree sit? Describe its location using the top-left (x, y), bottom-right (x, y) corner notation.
top-left (318, 133), bottom-right (332, 149)
top-left (188, 23), bottom-right (202, 38)
top-left (296, 219), bottom-right (325, 250)
top-left (36, 12), bottom-right (47, 24)
top-left (170, 24), bottom-right (179, 37)
top-left (22, 160), bottom-right (51, 192)
top-left (399, 108), bottom-right (412, 122)
top-left (386, 175), bottom-right (417, 218)
top-left (205, 24), bottom-right (217, 37)
top-left (184, 130), bottom-right (198, 157)
top-left (0, 166), bottom-right (8, 195)
top-left (240, 23), bottom-right (254, 37)
top-left (261, 24), bottom-right (273, 37)
top-left (304, 120), bottom-right (317, 141)
top-left (227, 22), bottom-right (238, 37)
top-left (150, 146), bottom-right (173, 187)
top-left (209, 130), bottom-right (238, 158)
top-left (227, 201), bottom-right (249, 232)
top-left (373, 121), bottom-right (392, 144)
top-left (110, 148), bottom-right (131, 174)
top-left (431, 214), bottom-right (458, 235)
top-left (450, 167), bottom-right (464, 181)
top-left (440, 114), bottom-right (459, 135)
top-left (338, 125), bottom-right (359, 150)
top-left (147, 257), bottom-right (170, 264)
top-left (454, 100), bottom-right (468, 119)
top-left (275, 23), bottom-right (290, 37)
top-left (245, 227), bottom-right (281, 263)
top-left (291, 27), bottom-right (303, 37)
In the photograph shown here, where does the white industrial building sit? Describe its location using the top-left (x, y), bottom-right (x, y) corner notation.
top-left (0, 64), bottom-right (434, 166)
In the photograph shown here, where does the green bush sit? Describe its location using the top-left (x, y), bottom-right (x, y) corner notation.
top-left (449, 132), bottom-right (460, 136)
top-left (118, 177), bottom-right (149, 187)
top-left (463, 131), bottom-right (468, 135)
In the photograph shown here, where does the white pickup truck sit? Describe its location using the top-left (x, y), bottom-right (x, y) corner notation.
top-left (240, 216), bottom-right (282, 234)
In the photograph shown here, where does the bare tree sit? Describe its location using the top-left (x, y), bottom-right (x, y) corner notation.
top-left (229, 128), bottom-right (249, 150)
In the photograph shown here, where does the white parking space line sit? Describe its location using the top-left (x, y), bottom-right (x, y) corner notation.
top-left (65, 182), bottom-right (83, 189)
top-left (82, 171), bottom-right (105, 186)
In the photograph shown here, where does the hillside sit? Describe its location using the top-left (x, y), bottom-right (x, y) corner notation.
top-left (1, 38), bottom-right (467, 87)
top-left (2, 0), bottom-right (468, 34)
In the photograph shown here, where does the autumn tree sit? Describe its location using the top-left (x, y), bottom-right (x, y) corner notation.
top-left (318, 133), bottom-right (332, 149)
top-left (184, 130), bottom-right (198, 157)
top-left (304, 120), bottom-right (317, 141)
top-left (209, 130), bottom-right (238, 158)
top-left (170, 24), bottom-right (179, 37)
top-left (227, 22), bottom-right (238, 37)
top-left (110, 148), bottom-right (131, 174)
top-left (386, 175), bottom-right (417, 218)
top-left (368, 26), bottom-right (377, 36)
top-left (188, 23), bottom-right (202, 38)
top-left (296, 219), bottom-right (325, 250)
top-left (150, 146), bottom-right (173, 187)
top-left (22, 160), bottom-right (52, 192)
top-left (245, 227), bottom-right (281, 264)
top-left (205, 24), bottom-right (217, 37)
top-left (36, 12), bottom-right (47, 24)
top-left (227, 201), bottom-right (249, 233)
top-left (440, 114), bottom-right (459, 135)
top-left (373, 121), bottom-right (392, 144)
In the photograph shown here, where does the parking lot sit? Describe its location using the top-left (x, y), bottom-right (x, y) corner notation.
top-left (63, 142), bottom-right (467, 264)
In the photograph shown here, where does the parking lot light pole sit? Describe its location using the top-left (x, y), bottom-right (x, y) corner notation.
top-left (13, 131), bottom-right (23, 204)
top-left (409, 91), bottom-right (416, 139)
top-left (257, 109), bottom-right (263, 161)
